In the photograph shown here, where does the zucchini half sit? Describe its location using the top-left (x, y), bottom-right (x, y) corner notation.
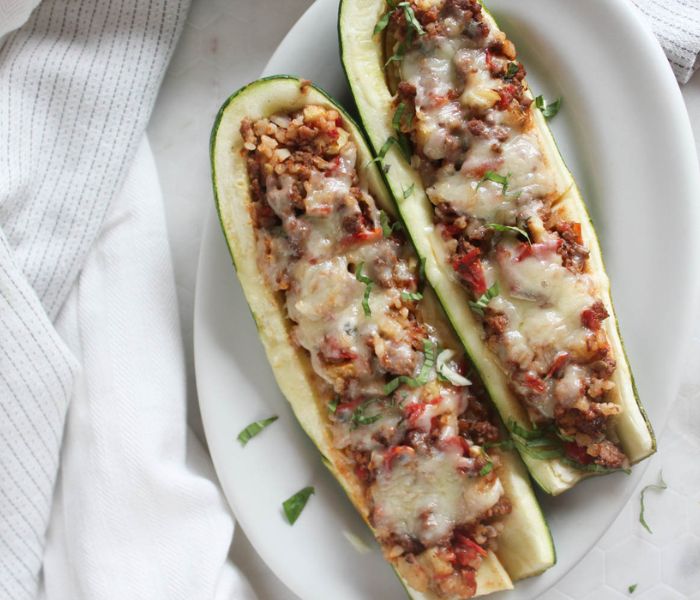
top-left (338, 0), bottom-right (655, 495)
top-left (211, 75), bottom-right (555, 598)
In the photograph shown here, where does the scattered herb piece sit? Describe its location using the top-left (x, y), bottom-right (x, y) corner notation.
top-left (351, 399), bottom-right (382, 428)
top-left (402, 183), bottom-right (415, 199)
top-left (399, 1), bottom-right (425, 37)
top-left (384, 339), bottom-right (436, 394)
top-left (488, 223), bottom-right (531, 245)
top-left (469, 282), bottom-right (499, 316)
top-left (639, 470), bottom-right (667, 534)
top-left (327, 397), bottom-right (339, 414)
top-left (373, 0), bottom-right (396, 35)
top-left (436, 349), bottom-right (471, 387)
top-left (355, 262), bottom-right (374, 317)
top-left (237, 416), bottom-right (278, 446)
top-left (392, 102), bottom-right (406, 131)
top-left (283, 486), bottom-right (315, 525)
top-left (379, 210), bottom-right (393, 237)
top-left (484, 439), bottom-right (516, 451)
top-left (628, 584), bottom-right (637, 594)
top-left (505, 62), bottom-right (519, 79)
top-left (477, 171), bottom-right (510, 194)
top-left (535, 95), bottom-right (562, 119)
top-left (401, 290), bottom-right (423, 302)
top-left (479, 461), bottom-right (494, 476)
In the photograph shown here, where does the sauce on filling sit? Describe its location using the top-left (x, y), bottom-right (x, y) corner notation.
top-left (386, 0), bottom-right (627, 470)
top-left (242, 103), bottom-right (511, 599)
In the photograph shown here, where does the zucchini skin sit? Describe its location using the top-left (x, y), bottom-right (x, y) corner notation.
top-left (338, 0), bottom-right (655, 495)
top-left (210, 75), bottom-right (554, 596)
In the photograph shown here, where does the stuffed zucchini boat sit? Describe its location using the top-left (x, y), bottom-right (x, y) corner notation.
top-left (339, 0), bottom-right (655, 495)
top-left (211, 75), bottom-right (554, 599)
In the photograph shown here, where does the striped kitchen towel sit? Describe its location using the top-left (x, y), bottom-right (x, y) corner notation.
top-left (632, 0), bottom-right (700, 84)
top-left (0, 0), bottom-right (190, 597)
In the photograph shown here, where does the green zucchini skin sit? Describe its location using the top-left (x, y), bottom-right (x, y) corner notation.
top-left (210, 75), bottom-right (555, 595)
top-left (338, 0), bottom-right (655, 495)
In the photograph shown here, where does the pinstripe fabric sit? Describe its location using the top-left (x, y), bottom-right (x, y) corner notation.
top-left (632, 0), bottom-right (700, 83)
top-left (0, 1), bottom-right (188, 597)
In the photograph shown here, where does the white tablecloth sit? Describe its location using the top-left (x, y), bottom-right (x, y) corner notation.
top-left (147, 1), bottom-right (700, 597)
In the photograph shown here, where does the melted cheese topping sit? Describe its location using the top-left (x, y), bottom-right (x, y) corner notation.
top-left (246, 105), bottom-right (506, 562)
top-left (398, 1), bottom-right (616, 429)
top-left (372, 449), bottom-right (503, 547)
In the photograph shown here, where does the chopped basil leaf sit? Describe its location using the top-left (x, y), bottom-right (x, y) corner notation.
top-left (628, 584), bottom-right (638, 594)
top-left (392, 102), bottom-right (406, 131)
top-left (237, 416), bottom-right (278, 446)
top-left (477, 171), bottom-right (510, 194)
top-left (401, 290), bottom-right (423, 302)
top-left (384, 339), bottom-right (436, 394)
top-left (505, 62), bottom-right (519, 79)
top-left (355, 262), bottom-right (374, 317)
top-left (396, 133), bottom-right (411, 160)
top-left (402, 183), bottom-right (415, 199)
top-left (487, 223), bottom-right (531, 245)
top-left (639, 470), bottom-right (667, 534)
top-left (469, 282), bottom-right (499, 316)
top-left (535, 95), bottom-right (562, 119)
top-left (479, 462), bottom-right (494, 476)
top-left (327, 397), bottom-right (339, 414)
top-left (508, 419), bottom-right (545, 440)
top-left (351, 399), bottom-right (382, 428)
top-left (370, 136), bottom-right (409, 165)
top-left (484, 439), bottom-right (516, 451)
top-left (283, 486), bottom-right (315, 525)
top-left (559, 458), bottom-right (631, 474)
top-left (399, 2), bottom-right (425, 36)
top-left (379, 210), bottom-right (393, 237)
top-left (373, 9), bottom-right (393, 35)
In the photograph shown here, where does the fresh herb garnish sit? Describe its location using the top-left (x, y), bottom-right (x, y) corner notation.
top-left (351, 399), bottom-right (382, 429)
top-left (379, 210), bottom-right (392, 237)
top-left (384, 339), bottom-right (436, 394)
top-left (535, 95), bottom-right (562, 119)
top-left (628, 584), bottom-right (638, 594)
top-left (373, 0), bottom-right (396, 35)
top-left (505, 62), bottom-right (519, 79)
top-left (327, 397), bottom-right (339, 414)
top-left (435, 349), bottom-right (470, 387)
top-left (487, 223), bottom-right (531, 245)
top-left (402, 183), bottom-right (415, 199)
top-left (392, 102), bottom-right (406, 130)
top-left (484, 439), bottom-right (516, 451)
top-left (355, 262), bottom-right (374, 317)
top-left (283, 486), bottom-right (315, 525)
top-left (370, 135), bottom-right (410, 164)
top-left (479, 461), bottom-right (494, 476)
top-left (237, 416), bottom-right (278, 446)
top-left (639, 470), bottom-right (667, 534)
top-left (469, 283), bottom-right (499, 316)
top-left (477, 171), bottom-right (510, 194)
top-left (401, 290), bottom-right (423, 302)
top-left (400, 2), bottom-right (425, 36)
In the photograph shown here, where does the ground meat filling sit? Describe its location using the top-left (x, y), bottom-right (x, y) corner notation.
top-left (386, 0), bottom-right (627, 470)
top-left (242, 104), bottom-right (511, 599)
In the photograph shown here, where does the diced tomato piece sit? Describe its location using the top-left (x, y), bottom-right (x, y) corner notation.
top-left (440, 435), bottom-right (471, 455)
top-left (515, 242), bottom-right (533, 262)
top-left (327, 128), bottom-right (339, 140)
top-left (384, 446), bottom-right (414, 470)
top-left (496, 84), bottom-right (517, 110)
top-left (340, 227), bottom-right (382, 247)
top-left (335, 116), bottom-right (343, 128)
top-left (354, 464), bottom-right (370, 482)
top-left (563, 441), bottom-right (593, 465)
top-left (546, 351), bottom-right (570, 378)
top-left (455, 534), bottom-right (488, 557)
top-left (451, 248), bottom-right (487, 296)
top-left (441, 223), bottom-right (463, 239)
top-left (523, 372), bottom-right (546, 394)
top-left (581, 302), bottom-right (608, 331)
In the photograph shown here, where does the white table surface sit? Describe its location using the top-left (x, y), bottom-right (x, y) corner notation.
top-left (147, 1), bottom-right (700, 598)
